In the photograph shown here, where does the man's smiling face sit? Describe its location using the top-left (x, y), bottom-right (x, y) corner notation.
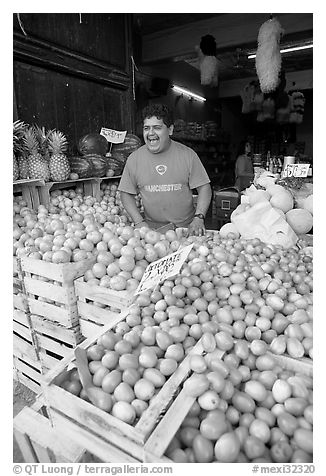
top-left (143, 116), bottom-right (173, 154)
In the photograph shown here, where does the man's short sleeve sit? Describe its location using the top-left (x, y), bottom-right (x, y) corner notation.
top-left (117, 154), bottom-right (138, 194)
top-left (188, 149), bottom-right (211, 190)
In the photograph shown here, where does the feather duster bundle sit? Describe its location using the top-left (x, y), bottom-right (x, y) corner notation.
top-left (255, 18), bottom-right (284, 93)
top-left (197, 35), bottom-right (218, 86)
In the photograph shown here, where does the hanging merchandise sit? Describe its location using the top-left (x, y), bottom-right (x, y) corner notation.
top-left (255, 16), bottom-right (284, 93)
top-left (196, 34), bottom-right (218, 86)
top-left (289, 90), bottom-right (305, 124)
top-left (253, 83), bottom-right (264, 111)
top-left (273, 70), bottom-right (291, 124)
top-left (257, 96), bottom-right (275, 122)
top-left (240, 82), bottom-right (255, 113)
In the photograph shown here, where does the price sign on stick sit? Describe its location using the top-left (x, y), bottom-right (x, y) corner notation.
top-left (283, 164), bottom-right (310, 178)
top-left (135, 243), bottom-right (194, 295)
top-left (100, 127), bottom-right (127, 144)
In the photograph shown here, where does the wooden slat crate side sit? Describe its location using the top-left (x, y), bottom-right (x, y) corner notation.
top-left (13, 334), bottom-right (40, 367)
top-left (13, 293), bottom-right (29, 312)
top-left (13, 309), bottom-right (30, 328)
top-left (24, 277), bottom-right (76, 305)
top-left (21, 256), bottom-right (96, 284)
top-left (135, 340), bottom-right (205, 438)
top-left (13, 320), bottom-right (33, 343)
top-left (51, 410), bottom-right (140, 463)
top-left (77, 300), bottom-right (123, 323)
top-left (14, 357), bottom-right (43, 385)
top-left (45, 385), bottom-right (145, 450)
top-left (42, 307), bottom-right (131, 387)
top-left (36, 334), bottom-right (76, 359)
top-left (14, 371), bottom-right (41, 395)
top-left (28, 298), bottom-right (78, 327)
top-left (144, 387), bottom-right (195, 459)
top-left (14, 406), bottom-right (87, 463)
top-left (75, 278), bottom-right (133, 309)
top-left (31, 314), bottom-right (84, 346)
top-left (79, 318), bottom-right (104, 339)
top-left (268, 352), bottom-right (313, 377)
top-left (41, 353), bottom-right (63, 372)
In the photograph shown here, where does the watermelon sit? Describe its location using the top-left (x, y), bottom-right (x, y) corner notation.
top-left (111, 134), bottom-right (142, 158)
top-left (78, 133), bottom-right (108, 156)
top-left (69, 156), bottom-right (94, 178)
top-left (83, 153), bottom-right (107, 177)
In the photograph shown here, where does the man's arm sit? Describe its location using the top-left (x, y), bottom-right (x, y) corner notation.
top-left (120, 191), bottom-right (149, 228)
top-left (188, 183), bottom-right (212, 236)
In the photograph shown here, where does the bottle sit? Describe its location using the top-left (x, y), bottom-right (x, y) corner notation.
top-left (265, 151), bottom-right (270, 170)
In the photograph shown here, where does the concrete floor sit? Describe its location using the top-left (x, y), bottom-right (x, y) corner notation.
top-left (13, 380), bottom-right (36, 463)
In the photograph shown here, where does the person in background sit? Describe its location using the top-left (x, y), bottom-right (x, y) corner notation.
top-left (234, 140), bottom-right (254, 191)
top-left (118, 104), bottom-right (212, 236)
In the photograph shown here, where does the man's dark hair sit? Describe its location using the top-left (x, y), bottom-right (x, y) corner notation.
top-left (141, 104), bottom-right (174, 127)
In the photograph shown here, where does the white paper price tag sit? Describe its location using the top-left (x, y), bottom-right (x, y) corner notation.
top-left (100, 127), bottom-right (127, 144)
top-left (283, 164), bottom-right (310, 178)
top-left (135, 243), bottom-right (194, 295)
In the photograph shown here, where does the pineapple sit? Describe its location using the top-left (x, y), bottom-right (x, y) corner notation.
top-left (48, 130), bottom-right (70, 181)
top-left (13, 120), bottom-right (27, 180)
top-left (13, 153), bottom-right (19, 181)
top-left (23, 127), bottom-right (50, 181)
top-left (33, 125), bottom-right (53, 163)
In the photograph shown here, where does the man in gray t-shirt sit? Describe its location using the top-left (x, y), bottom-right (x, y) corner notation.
top-left (118, 104), bottom-right (212, 235)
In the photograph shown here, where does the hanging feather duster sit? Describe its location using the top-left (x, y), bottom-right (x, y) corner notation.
top-left (196, 34), bottom-right (218, 86)
top-left (255, 17), bottom-right (284, 93)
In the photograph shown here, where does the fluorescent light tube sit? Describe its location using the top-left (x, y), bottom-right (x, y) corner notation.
top-left (172, 85), bottom-right (206, 102)
top-left (248, 43), bottom-right (313, 59)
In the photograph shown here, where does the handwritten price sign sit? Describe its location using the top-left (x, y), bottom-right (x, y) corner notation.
top-left (283, 164), bottom-right (310, 178)
top-left (100, 127), bottom-right (127, 144)
top-left (135, 243), bottom-right (194, 295)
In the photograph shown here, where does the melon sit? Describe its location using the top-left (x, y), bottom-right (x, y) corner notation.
top-left (112, 134), bottom-right (142, 158)
top-left (78, 133), bottom-right (108, 156)
top-left (285, 208), bottom-right (313, 234)
top-left (266, 184), bottom-right (286, 196)
top-left (248, 189), bottom-right (271, 206)
top-left (69, 156), bottom-right (94, 178)
top-left (269, 189), bottom-right (294, 213)
top-left (302, 194), bottom-right (313, 215)
top-left (82, 154), bottom-right (107, 177)
top-left (219, 222), bottom-right (240, 239)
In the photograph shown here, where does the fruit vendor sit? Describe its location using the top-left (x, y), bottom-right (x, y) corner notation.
top-left (118, 104), bottom-right (212, 235)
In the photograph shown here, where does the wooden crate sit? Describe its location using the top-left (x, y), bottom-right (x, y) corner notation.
top-left (14, 397), bottom-right (90, 463)
top-left (37, 178), bottom-right (101, 207)
top-left (13, 257), bottom-right (29, 312)
top-left (75, 277), bottom-right (134, 338)
top-left (42, 318), bottom-right (205, 463)
top-left (13, 179), bottom-right (45, 210)
top-left (21, 256), bottom-right (96, 327)
top-left (144, 350), bottom-right (313, 462)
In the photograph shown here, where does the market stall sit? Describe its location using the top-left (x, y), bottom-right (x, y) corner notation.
top-left (13, 12), bottom-right (313, 466)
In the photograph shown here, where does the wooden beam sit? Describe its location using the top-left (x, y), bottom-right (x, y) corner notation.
top-left (219, 69), bottom-right (313, 98)
top-left (142, 13), bottom-right (313, 64)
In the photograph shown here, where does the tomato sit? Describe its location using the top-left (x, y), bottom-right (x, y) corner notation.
top-left (192, 434), bottom-right (214, 463)
top-left (214, 431), bottom-right (241, 462)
